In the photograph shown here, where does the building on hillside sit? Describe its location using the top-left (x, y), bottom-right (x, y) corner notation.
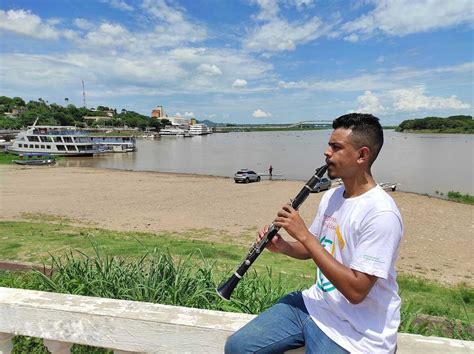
top-left (151, 106), bottom-right (165, 118)
top-left (90, 108), bottom-right (116, 117)
top-left (4, 106), bottom-right (26, 118)
top-left (11, 107), bottom-right (26, 116)
top-left (168, 116), bottom-right (191, 126)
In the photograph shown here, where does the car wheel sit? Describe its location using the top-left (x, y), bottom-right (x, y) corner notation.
top-left (245, 178), bottom-right (249, 183)
top-left (316, 187), bottom-right (320, 193)
top-left (235, 180), bottom-right (238, 183)
top-left (257, 176), bottom-right (261, 182)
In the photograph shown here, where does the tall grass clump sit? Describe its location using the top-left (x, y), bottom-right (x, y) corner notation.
top-left (31, 247), bottom-right (218, 309)
top-left (29, 243), bottom-right (289, 314)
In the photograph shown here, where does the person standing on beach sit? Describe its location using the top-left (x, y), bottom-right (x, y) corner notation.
top-left (268, 165), bottom-right (273, 180)
top-left (225, 113), bottom-right (403, 353)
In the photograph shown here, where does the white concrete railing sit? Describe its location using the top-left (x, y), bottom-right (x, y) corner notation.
top-left (0, 287), bottom-right (473, 354)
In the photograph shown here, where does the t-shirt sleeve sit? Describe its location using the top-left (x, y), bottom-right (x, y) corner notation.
top-left (350, 210), bottom-right (402, 279)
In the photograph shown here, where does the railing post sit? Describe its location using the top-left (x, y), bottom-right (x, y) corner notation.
top-left (0, 333), bottom-right (13, 354)
top-left (43, 339), bottom-right (73, 354)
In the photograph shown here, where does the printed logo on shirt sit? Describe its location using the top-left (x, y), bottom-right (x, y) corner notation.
top-left (317, 223), bottom-right (345, 292)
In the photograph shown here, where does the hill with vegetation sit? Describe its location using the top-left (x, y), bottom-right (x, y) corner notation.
top-left (396, 115), bottom-right (473, 133)
top-left (0, 96), bottom-right (170, 131)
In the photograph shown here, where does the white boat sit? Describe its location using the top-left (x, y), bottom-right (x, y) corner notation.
top-left (91, 136), bottom-right (136, 152)
top-left (7, 121), bottom-right (137, 156)
top-left (7, 124), bottom-right (100, 156)
top-left (189, 124), bottom-right (212, 135)
top-left (159, 126), bottom-right (191, 137)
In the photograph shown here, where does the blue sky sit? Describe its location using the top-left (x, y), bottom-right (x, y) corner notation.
top-left (0, 0), bottom-right (472, 125)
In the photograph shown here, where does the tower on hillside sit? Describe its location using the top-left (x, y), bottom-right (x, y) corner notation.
top-left (82, 80), bottom-right (87, 108)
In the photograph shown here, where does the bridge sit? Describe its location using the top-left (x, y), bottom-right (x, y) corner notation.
top-left (284, 120), bottom-right (332, 129)
top-left (214, 120), bottom-right (332, 132)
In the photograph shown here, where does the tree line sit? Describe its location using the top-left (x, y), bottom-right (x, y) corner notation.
top-left (396, 115), bottom-right (473, 133)
top-left (0, 96), bottom-right (170, 130)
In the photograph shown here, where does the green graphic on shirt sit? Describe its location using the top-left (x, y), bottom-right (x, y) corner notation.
top-left (317, 236), bottom-right (336, 292)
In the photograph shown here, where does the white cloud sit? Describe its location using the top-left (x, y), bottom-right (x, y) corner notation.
top-left (232, 79), bottom-right (248, 88)
top-left (253, 0), bottom-right (280, 21)
top-left (0, 9), bottom-right (60, 39)
top-left (344, 33), bottom-right (359, 42)
top-left (74, 18), bottom-right (95, 30)
top-left (277, 62), bottom-right (474, 92)
top-left (103, 0), bottom-right (134, 11)
top-left (252, 109), bottom-right (272, 118)
top-left (245, 17), bottom-right (327, 52)
top-left (197, 64), bottom-right (223, 76)
top-left (354, 90), bottom-right (385, 113)
top-left (0, 45), bottom-right (273, 99)
top-left (342, 0), bottom-right (474, 39)
top-left (391, 87), bottom-right (470, 111)
top-left (81, 22), bottom-right (132, 48)
top-left (376, 55), bottom-right (385, 64)
top-left (140, 0), bottom-right (207, 44)
top-left (245, 0), bottom-right (332, 53)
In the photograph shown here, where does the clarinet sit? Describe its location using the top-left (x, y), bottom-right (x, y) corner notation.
top-left (216, 164), bottom-right (328, 300)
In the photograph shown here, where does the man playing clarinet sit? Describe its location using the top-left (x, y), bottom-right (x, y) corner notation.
top-left (225, 113), bottom-right (403, 353)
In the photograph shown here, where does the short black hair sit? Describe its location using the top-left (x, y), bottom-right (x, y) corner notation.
top-left (332, 113), bottom-right (384, 165)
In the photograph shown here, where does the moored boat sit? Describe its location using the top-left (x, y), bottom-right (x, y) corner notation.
top-left (7, 120), bottom-right (136, 156)
top-left (13, 153), bottom-right (56, 165)
top-left (91, 136), bottom-right (136, 152)
top-left (7, 124), bottom-right (100, 156)
top-left (189, 124), bottom-right (212, 135)
top-left (159, 126), bottom-right (192, 137)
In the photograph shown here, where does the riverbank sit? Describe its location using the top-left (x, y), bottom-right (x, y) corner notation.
top-left (0, 165), bottom-right (472, 286)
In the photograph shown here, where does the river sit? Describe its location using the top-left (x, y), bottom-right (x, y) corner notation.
top-left (57, 130), bottom-right (473, 196)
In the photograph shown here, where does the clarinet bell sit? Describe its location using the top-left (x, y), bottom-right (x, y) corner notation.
top-left (216, 274), bottom-right (240, 301)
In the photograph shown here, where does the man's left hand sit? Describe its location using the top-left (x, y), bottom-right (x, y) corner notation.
top-left (274, 205), bottom-right (310, 243)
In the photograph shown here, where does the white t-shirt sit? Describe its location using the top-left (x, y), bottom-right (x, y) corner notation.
top-left (302, 185), bottom-right (403, 353)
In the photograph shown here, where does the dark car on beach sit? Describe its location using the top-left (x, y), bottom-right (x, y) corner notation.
top-left (234, 169), bottom-right (261, 183)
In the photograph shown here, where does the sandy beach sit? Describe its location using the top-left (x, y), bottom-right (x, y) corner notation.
top-left (1, 165), bottom-right (472, 286)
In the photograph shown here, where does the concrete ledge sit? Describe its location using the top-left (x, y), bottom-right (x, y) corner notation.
top-left (0, 287), bottom-right (472, 353)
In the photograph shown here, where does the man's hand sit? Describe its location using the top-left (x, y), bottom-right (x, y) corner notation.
top-left (257, 225), bottom-right (285, 253)
top-left (273, 204), bottom-right (311, 243)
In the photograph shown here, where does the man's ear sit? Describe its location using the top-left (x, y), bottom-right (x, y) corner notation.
top-left (357, 147), bottom-right (370, 164)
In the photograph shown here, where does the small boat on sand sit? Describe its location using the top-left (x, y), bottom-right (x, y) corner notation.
top-left (13, 153), bottom-right (56, 166)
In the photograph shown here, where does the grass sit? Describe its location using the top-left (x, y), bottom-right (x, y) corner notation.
top-left (0, 151), bottom-right (15, 164)
top-left (447, 191), bottom-right (474, 205)
top-left (0, 218), bottom-right (472, 345)
top-left (0, 219), bottom-right (315, 289)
